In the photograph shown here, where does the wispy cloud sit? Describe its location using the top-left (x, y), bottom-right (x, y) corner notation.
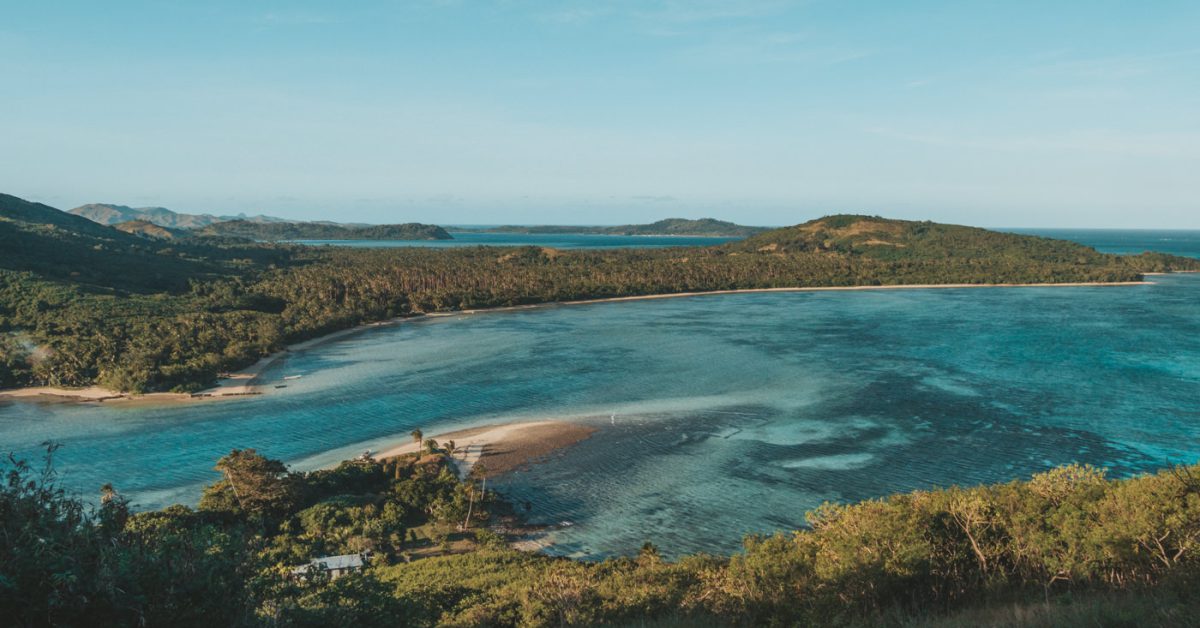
top-left (535, 0), bottom-right (803, 27)
top-left (633, 0), bottom-right (803, 24)
top-left (256, 11), bottom-right (338, 26)
top-left (537, 6), bottom-right (613, 25)
top-left (674, 30), bottom-right (871, 67)
top-left (1025, 48), bottom-right (1200, 80)
top-left (631, 194), bottom-right (676, 202)
top-left (866, 126), bottom-right (1200, 158)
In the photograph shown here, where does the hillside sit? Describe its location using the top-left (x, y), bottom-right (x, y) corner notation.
top-left (6, 443), bottom-right (1200, 627)
top-left (69, 203), bottom-right (290, 228)
top-left (198, 219), bottom-right (453, 241)
top-left (112, 219), bottom-right (188, 240)
top-left (473, 218), bottom-right (768, 237)
top-left (0, 194), bottom-right (236, 292)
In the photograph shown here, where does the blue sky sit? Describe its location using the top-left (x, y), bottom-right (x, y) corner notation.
top-left (2, 1), bottom-right (1198, 227)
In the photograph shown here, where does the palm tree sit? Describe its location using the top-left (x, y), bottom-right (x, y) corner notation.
top-left (410, 428), bottom-right (423, 445)
top-left (445, 440), bottom-right (457, 456)
top-left (424, 438), bottom-right (440, 455)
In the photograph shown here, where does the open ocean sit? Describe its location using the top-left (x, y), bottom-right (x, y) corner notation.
top-left (2, 229), bottom-right (1198, 558)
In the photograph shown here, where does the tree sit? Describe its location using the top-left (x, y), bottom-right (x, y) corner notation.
top-left (410, 428), bottom-right (423, 445)
top-left (200, 448), bottom-right (298, 521)
top-left (424, 438), bottom-right (440, 455)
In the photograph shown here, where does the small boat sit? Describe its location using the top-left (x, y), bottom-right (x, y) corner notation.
top-left (274, 385), bottom-right (287, 389)
top-left (283, 375), bottom-right (303, 380)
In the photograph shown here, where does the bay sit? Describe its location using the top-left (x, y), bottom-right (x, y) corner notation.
top-left (3, 273), bottom-right (1200, 558)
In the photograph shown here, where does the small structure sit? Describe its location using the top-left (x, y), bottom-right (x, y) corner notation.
top-left (291, 552), bottom-right (369, 580)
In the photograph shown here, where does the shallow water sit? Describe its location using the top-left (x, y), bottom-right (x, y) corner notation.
top-left (3, 274), bottom-right (1200, 558)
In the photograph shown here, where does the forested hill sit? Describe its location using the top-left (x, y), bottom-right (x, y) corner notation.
top-left (470, 217), bottom-right (768, 237)
top-left (0, 194), bottom-right (289, 292)
top-left (2, 193), bottom-right (1198, 392)
top-left (113, 220), bottom-right (188, 240)
top-left (198, 219), bottom-right (453, 241)
top-left (736, 214), bottom-right (1200, 271)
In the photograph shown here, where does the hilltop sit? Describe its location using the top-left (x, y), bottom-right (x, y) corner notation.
top-left (470, 217), bottom-right (768, 237)
top-left (735, 214), bottom-right (1197, 272)
top-left (69, 203), bottom-right (289, 229)
top-left (199, 219), bottom-right (453, 241)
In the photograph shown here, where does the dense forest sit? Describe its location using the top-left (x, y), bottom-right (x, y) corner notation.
top-left (4, 443), bottom-right (1200, 627)
top-left (463, 218), bottom-right (768, 237)
top-left (2, 193), bottom-right (1198, 392)
top-left (198, 220), bottom-right (453, 241)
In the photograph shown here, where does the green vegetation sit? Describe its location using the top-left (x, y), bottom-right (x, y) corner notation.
top-left (4, 445), bottom-right (1200, 627)
top-left (2, 195), bottom-right (1197, 393)
top-left (198, 219), bottom-right (453, 241)
top-left (112, 219), bottom-right (189, 240)
top-left (465, 217), bottom-right (768, 237)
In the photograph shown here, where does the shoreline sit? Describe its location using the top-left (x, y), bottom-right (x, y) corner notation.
top-left (0, 278), bottom-right (1162, 405)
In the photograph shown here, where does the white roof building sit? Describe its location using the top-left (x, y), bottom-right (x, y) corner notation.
top-left (291, 553), bottom-right (368, 580)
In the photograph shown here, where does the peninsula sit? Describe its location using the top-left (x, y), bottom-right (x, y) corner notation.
top-left (1, 192), bottom-right (1196, 395)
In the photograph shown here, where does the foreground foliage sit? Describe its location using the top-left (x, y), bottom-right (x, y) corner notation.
top-left (3, 444), bottom-right (1200, 627)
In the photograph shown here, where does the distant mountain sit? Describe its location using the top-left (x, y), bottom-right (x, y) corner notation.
top-left (468, 218), bottom-right (768, 237)
top-left (198, 219), bottom-right (453, 241)
top-left (69, 203), bottom-right (290, 229)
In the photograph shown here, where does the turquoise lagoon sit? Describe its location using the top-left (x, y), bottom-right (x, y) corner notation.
top-left (3, 274), bottom-right (1200, 558)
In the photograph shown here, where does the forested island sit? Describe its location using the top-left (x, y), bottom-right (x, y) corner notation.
top-left (196, 219), bottom-right (453, 241)
top-left (2, 192), bottom-right (1197, 393)
top-left (5, 442), bottom-right (1200, 626)
top-left (458, 218), bottom-right (768, 237)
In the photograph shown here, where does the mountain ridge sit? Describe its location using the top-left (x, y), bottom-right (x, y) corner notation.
top-left (69, 203), bottom-right (291, 228)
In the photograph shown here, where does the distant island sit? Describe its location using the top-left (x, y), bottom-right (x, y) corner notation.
top-left (1, 191), bottom-right (1197, 393)
top-left (458, 217), bottom-right (769, 237)
top-left (196, 219), bottom-right (453, 241)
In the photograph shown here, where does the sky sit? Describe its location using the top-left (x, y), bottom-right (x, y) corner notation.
top-left (2, 1), bottom-right (1198, 228)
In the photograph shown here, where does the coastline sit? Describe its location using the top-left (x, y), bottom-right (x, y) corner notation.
top-left (0, 278), bottom-right (1159, 405)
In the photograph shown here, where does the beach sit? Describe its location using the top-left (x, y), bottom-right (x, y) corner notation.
top-left (375, 420), bottom-right (597, 479)
top-left (0, 279), bottom-right (1155, 405)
